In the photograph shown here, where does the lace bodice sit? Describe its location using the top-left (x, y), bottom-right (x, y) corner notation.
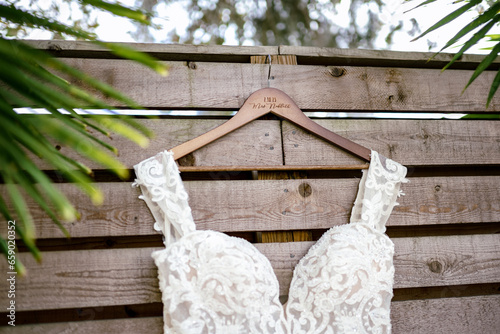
top-left (133, 151), bottom-right (407, 334)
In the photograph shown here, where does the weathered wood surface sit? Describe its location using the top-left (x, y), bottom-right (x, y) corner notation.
top-left (268, 234), bottom-right (500, 293)
top-left (31, 119), bottom-right (283, 170)
top-left (27, 40), bottom-right (500, 70)
top-left (0, 317), bottom-right (164, 334)
top-left (279, 45), bottom-right (500, 70)
top-left (35, 59), bottom-right (500, 111)
top-left (28, 118), bottom-right (500, 170)
top-left (1, 234), bottom-right (498, 311)
top-left (391, 295), bottom-right (500, 334)
top-left (2, 175), bottom-right (499, 239)
top-left (4, 42), bottom-right (498, 331)
top-left (25, 39), bottom-right (279, 61)
top-left (282, 119), bottom-right (500, 166)
top-left (3, 295), bottom-right (499, 334)
top-left (251, 54), bottom-right (314, 243)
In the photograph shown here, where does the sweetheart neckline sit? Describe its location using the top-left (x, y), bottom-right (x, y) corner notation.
top-left (151, 220), bottom-right (392, 298)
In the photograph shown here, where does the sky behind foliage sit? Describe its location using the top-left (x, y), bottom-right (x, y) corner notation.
top-left (13, 0), bottom-right (498, 53)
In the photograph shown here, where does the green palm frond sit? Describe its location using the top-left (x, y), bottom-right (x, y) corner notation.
top-left (0, 1), bottom-right (166, 274)
top-left (411, 0), bottom-right (500, 108)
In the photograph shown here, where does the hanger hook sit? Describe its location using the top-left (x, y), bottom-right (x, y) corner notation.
top-left (267, 54), bottom-right (272, 87)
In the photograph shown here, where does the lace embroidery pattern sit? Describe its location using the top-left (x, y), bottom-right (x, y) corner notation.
top-left (133, 150), bottom-right (408, 334)
top-left (133, 151), bottom-right (195, 246)
top-left (351, 151), bottom-right (408, 233)
top-left (152, 231), bottom-right (288, 333)
top-left (286, 223), bottom-right (395, 334)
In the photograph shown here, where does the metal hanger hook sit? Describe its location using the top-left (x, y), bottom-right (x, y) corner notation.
top-left (267, 54), bottom-right (273, 87)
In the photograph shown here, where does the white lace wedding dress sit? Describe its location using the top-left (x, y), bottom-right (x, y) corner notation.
top-left (133, 150), bottom-right (408, 334)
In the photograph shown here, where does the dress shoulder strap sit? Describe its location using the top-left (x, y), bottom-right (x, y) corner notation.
top-left (350, 150), bottom-right (408, 232)
top-left (133, 151), bottom-right (196, 246)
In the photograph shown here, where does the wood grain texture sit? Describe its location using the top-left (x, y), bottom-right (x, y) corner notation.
top-left (5, 41), bottom-right (497, 333)
top-left (250, 54), bottom-right (313, 243)
top-left (2, 175), bottom-right (499, 239)
top-left (2, 295), bottom-right (499, 333)
top-left (266, 234), bottom-right (500, 293)
top-left (279, 45), bottom-right (500, 70)
top-left (0, 317), bottom-right (164, 334)
top-left (282, 119), bottom-right (500, 166)
top-left (33, 59), bottom-right (500, 111)
top-left (26, 40), bottom-right (499, 70)
top-left (25, 39), bottom-right (279, 62)
top-left (0, 247), bottom-right (160, 311)
top-left (393, 234), bottom-right (500, 288)
top-left (167, 88), bottom-right (312, 161)
top-left (27, 118), bottom-right (500, 170)
top-left (0, 234), bottom-right (498, 310)
top-left (391, 295), bottom-right (500, 334)
top-left (30, 119), bottom-right (283, 170)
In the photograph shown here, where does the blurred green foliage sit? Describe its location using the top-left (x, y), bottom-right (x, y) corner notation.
top-left (0, 0), bottom-right (167, 274)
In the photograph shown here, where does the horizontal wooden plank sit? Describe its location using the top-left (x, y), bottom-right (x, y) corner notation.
top-left (2, 296), bottom-right (499, 334)
top-left (391, 295), bottom-right (500, 334)
top-left (25, 39), bottom-right (279, 62)
top-left (280, 45), bottom-right (500, 70)
top-left (27, 40), bottom-right (499, 70)
top-left (0, 234), bottom-right (498, 311)
top-left (28, 118), bottom-right (500, 171)
top-left (0, 317), bottom-right (164, 334)
top-left (27, 59), bottom-right (500, 111)
top-left (0, 247), bottom-right (159, 311)
top-left (263, 234), bottom-right (500, 293)
top-left (392, 234), bottom-right (500, 288)
top-left (282, 119), bottom-right (500, 166)
top-left (188, 176), bottom-right (500, 232)
top-left (31, 119), bottom-right (283, 170)
top-left (2, 175), bottom-right (499, 239)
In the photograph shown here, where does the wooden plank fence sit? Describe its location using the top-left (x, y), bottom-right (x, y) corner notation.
top-left (1, 41), bottom-right (499, 333)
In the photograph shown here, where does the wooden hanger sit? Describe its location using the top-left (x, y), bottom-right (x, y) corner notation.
top-left (170, 87), bottom-right (371, 162)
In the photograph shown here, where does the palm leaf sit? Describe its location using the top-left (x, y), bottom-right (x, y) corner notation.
top-left (0, 0), bottom-right (164, 274)
top-left (0, 4), bottom-right (96, 40)
top-left (0, 110), bottom-right (104, 205)
top-left (0, 139), bottom-right (76, 235)
top-left (412, 0), bottom-right (500, 107)
top-left (0, 38), bottom-right (157, 145)
top-left (0, 194), bottom-right (40, 263)
top-left (96, 42), bottom-right (168, 76)
top-left (0, 8), bottom-right (167, 76)
top-left (404, 0), bottom-right (439, 13)
top-left (82, 0), bottom-right (151, 25)
top-left (463, 42), bottom-right (500, 92)
top-left (1, 169), bottom-right (36, 244)
top-left (438, 2), bottom-right (500, 53)
top-left (0, 57), bottom-right (149, 157)
top-left (411, 0), bottom-right (482, 42)
top-left (487, 68), bottom-right (500, 107)
top-left (0, 236), bottom-right (26, 275)
top-left (0, 198), bottom-right (27, 275)
top-left (1, 39), bottom-right (143, 109)
top-left (442, 16), bottom-right (500, 71)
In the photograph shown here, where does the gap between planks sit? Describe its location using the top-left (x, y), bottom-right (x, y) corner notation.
top-left (178, 164), bottom-right (369, 172)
